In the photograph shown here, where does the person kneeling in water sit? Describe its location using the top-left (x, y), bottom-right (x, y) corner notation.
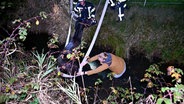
top-left (77, 52), bottom-right (126, 78)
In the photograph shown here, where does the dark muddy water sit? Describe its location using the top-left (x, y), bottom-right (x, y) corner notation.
top-left (75, 47), bottom-right (184, 103)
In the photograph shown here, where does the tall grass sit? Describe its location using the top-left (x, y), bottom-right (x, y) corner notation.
top-left (86, 3), bottom-right (184, 63)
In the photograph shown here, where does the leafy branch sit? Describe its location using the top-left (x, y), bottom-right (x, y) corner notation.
top-left (0, 12), bottom-right (48, 66)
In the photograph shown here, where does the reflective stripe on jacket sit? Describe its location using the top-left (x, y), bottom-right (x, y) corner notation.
top-left (74, 1), bottom-right (96, 19)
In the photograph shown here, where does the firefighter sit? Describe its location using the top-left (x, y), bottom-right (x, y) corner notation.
top-left (109, 0), bottom-right (127, 21)
top-left (65, 0), bottom-right (97, 52)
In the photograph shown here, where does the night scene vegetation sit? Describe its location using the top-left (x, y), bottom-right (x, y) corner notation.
top-left (0, 0), bottom-right (184, 104)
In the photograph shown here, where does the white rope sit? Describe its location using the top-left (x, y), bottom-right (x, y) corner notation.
top-left (65, 14), bottom-right (73, 47)
top-left (65, 0), bottom-right (75, 47)
top-left (61, 73), bottom-right (80, 78)
top-left (79, 0), bottom-right (109, 72)
top-left (70, 0), bottom-right (73, 13)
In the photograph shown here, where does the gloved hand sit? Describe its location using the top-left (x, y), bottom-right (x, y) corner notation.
top-left (71, 11), bottom-right (79, 21)
top-left (89, 18), bottom-right (97, 26)
top-left (71, 11), bottom-right (78, 17)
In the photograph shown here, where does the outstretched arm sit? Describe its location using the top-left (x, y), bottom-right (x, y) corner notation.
top-left (87, 54), bottom-right (98, 62)
top-left (86, 64), bottom-right (109, 75)
top-left (77, 63), bottom-right (109, 76)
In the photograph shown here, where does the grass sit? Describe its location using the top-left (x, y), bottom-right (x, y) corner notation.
top-left (93, 3), bottom-right (184, 63)
top-left (82, 1), bottom-right (184, 63)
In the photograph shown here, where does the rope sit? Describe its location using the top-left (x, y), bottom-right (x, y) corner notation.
top-left (65, 14), bottom-right (73, 47)
top-left (79, 0), bottom-right (109, 72)
top-left (61, 73), bottom-right (79, 78)
top-left (65, 0), bottom-right (75, 47)
top-left (57, 66), bottom-right (78, 78)
top-left (70, 0), bottom-right (73, 13)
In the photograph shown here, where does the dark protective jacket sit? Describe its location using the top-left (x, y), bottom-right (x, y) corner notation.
top-left (74, 1), bottom-right (96, 20)
top-left (109, 0), bottom-right (127, 8)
